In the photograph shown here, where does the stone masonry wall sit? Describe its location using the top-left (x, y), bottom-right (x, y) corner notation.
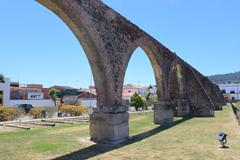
top-left (37, 0), bottom-right (224, 116)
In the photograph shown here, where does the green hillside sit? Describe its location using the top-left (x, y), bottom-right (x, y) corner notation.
top-left (208, 71), bottom-right (240, 84)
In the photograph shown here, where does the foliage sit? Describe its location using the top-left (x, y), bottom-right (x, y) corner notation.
top-left (29, 108), bottom-right (42, 119)
top-left (28, 107), bottom-right (57, 118)
top-left (0, 106), bottom-right (12, 121)
top-left (48, 89), bottom-right (61, 108)
top-left (130, 93), bottom-right (147, 111)
top-left (59, 105), bottom-right (86, 116)
top-left (40, 106), bottom-right (57, 117)
top-left (8, 107), bottom-right (25, 120)
top-left (0, 107), bottom-right (26, 121)
top-left (0, 106), bottom-right (59, 121)
top-left (208, 71), bottom-right (240, 84)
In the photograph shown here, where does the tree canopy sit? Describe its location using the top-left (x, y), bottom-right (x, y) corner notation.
top-left (48, 88), bottom-right (61, 107)
top-left (130, 93), bottom-right (147, 111)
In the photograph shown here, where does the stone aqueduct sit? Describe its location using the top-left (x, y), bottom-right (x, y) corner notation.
top-left (37, 0), bottom-right (225, 144)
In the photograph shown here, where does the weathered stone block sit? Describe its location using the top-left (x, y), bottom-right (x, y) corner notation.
top-left (177, 98), bottom-right (190, 117)
top-left (90, 111), bottom-right (129, 144)
top-left (154, 102), bottom-right (174, 126)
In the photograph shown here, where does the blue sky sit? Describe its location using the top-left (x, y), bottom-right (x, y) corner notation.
top-left (0, 0), bottom-right (240, 88)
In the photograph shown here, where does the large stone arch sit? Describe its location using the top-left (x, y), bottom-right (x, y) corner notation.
top-left (36, 0), bottom-right (224, 144)
top-left (37, 0), bottom-right (115, 109)
top-left (124, 39), bottom-right (166, 101)
top-left (123, 37), bottom-right (182, 126)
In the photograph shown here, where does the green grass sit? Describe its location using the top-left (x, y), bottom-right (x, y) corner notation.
top-left (235, 102), bottom-right (240, 110)
top-left (0, 106), bottom-right (240, 160)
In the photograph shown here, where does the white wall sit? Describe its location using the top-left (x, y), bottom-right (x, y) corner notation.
top-left (228, 94), bottom-right (240, 101)
top-left (7, 99), bottom-right (55, 107)
top-left (218, 84), bottom-right (240, 94)
top-left (0, 78), bottom-right (10, 106)
top-left (218, 84), bottom-right (240, 100)
top-left (78, 99), bottom-right (96, 108)
top-left (27, 92), bottom-right (44, 100)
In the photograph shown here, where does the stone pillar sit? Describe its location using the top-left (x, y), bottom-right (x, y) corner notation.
top-left (214, 104), bottom-right (223, 111)
top-left (89, 106), bottom-right (129, 144)
top-left (154, 101), bottom-right (174, 126)
top-left (176, 98), bottom-right (190, 117)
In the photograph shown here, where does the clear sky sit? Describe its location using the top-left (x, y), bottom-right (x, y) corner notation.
top-left (0, 0), bottom-right (240, 88)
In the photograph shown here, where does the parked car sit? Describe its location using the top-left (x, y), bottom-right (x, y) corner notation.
top-left (15, 104), bottom-right (34, 113)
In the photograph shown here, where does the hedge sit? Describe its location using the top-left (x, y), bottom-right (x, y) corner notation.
top-left (59, 105), bottom-right (86, 116)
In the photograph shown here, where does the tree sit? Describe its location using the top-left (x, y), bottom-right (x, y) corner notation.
top-left (48, 88), bottom-right (61, 109)
top-left (130, 93), bottom-right (147, 111)
top-left (0, 74), bottom-right (5, 83)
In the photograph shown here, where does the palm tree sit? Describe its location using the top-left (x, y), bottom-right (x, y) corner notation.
top-left (48, 88), bottom-right (61, 109)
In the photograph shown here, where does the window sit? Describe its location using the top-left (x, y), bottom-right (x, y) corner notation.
top-left (11, 91), bottom-right (20, 100)
top-left (230, 91), bottom-right (235, 94)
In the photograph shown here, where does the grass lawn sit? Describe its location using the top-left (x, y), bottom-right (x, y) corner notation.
top-left (235, 102), bottom-right (240, 110)
top-left (0, 105), bottom-right (240, 160)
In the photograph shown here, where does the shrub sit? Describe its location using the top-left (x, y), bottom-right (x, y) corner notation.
top-left (8, 107), bottom-right (25, 120)
top-left (60, 105), bottom-right (86, 116)
top-left (40, 106), bottom-right (57, 118)
top-left (130, 93), bottom-right (147, 111)
top-left (29, 108), bottom-right (42, 119)
top-left (0, 106), bottom-right (12, 121)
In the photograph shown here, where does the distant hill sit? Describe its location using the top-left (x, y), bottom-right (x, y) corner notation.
top-left (208, 71), bottom-right (240, 84)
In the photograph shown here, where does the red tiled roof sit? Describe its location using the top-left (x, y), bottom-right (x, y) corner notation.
top-left (78, 92), bottom-right (97, 99)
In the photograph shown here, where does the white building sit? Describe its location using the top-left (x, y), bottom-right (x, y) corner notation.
top-left (0, 78), bottom-right (11, 106)
top-left (0, 78), bottom-right (54, 107)
top-left (27, 92), bottom-right (44, 100)
top-left (218, 84), bottom-right (240, 101)
top-left (122, 84), bottom-right (149, 96)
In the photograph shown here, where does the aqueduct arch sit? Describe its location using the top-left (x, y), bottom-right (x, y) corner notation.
top-left (37, 0), bottom-right (224, 144)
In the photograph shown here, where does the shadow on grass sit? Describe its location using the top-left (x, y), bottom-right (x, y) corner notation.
top-left (53, 117), bottom-right (191, 160)
top-left (220, 146), bottom-right (229, 149)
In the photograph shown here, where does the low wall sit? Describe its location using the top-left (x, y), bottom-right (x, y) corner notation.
top-left (6, 99), bottom-right (55, 107)
top-left (79, 99), bottom-right (97, 108)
